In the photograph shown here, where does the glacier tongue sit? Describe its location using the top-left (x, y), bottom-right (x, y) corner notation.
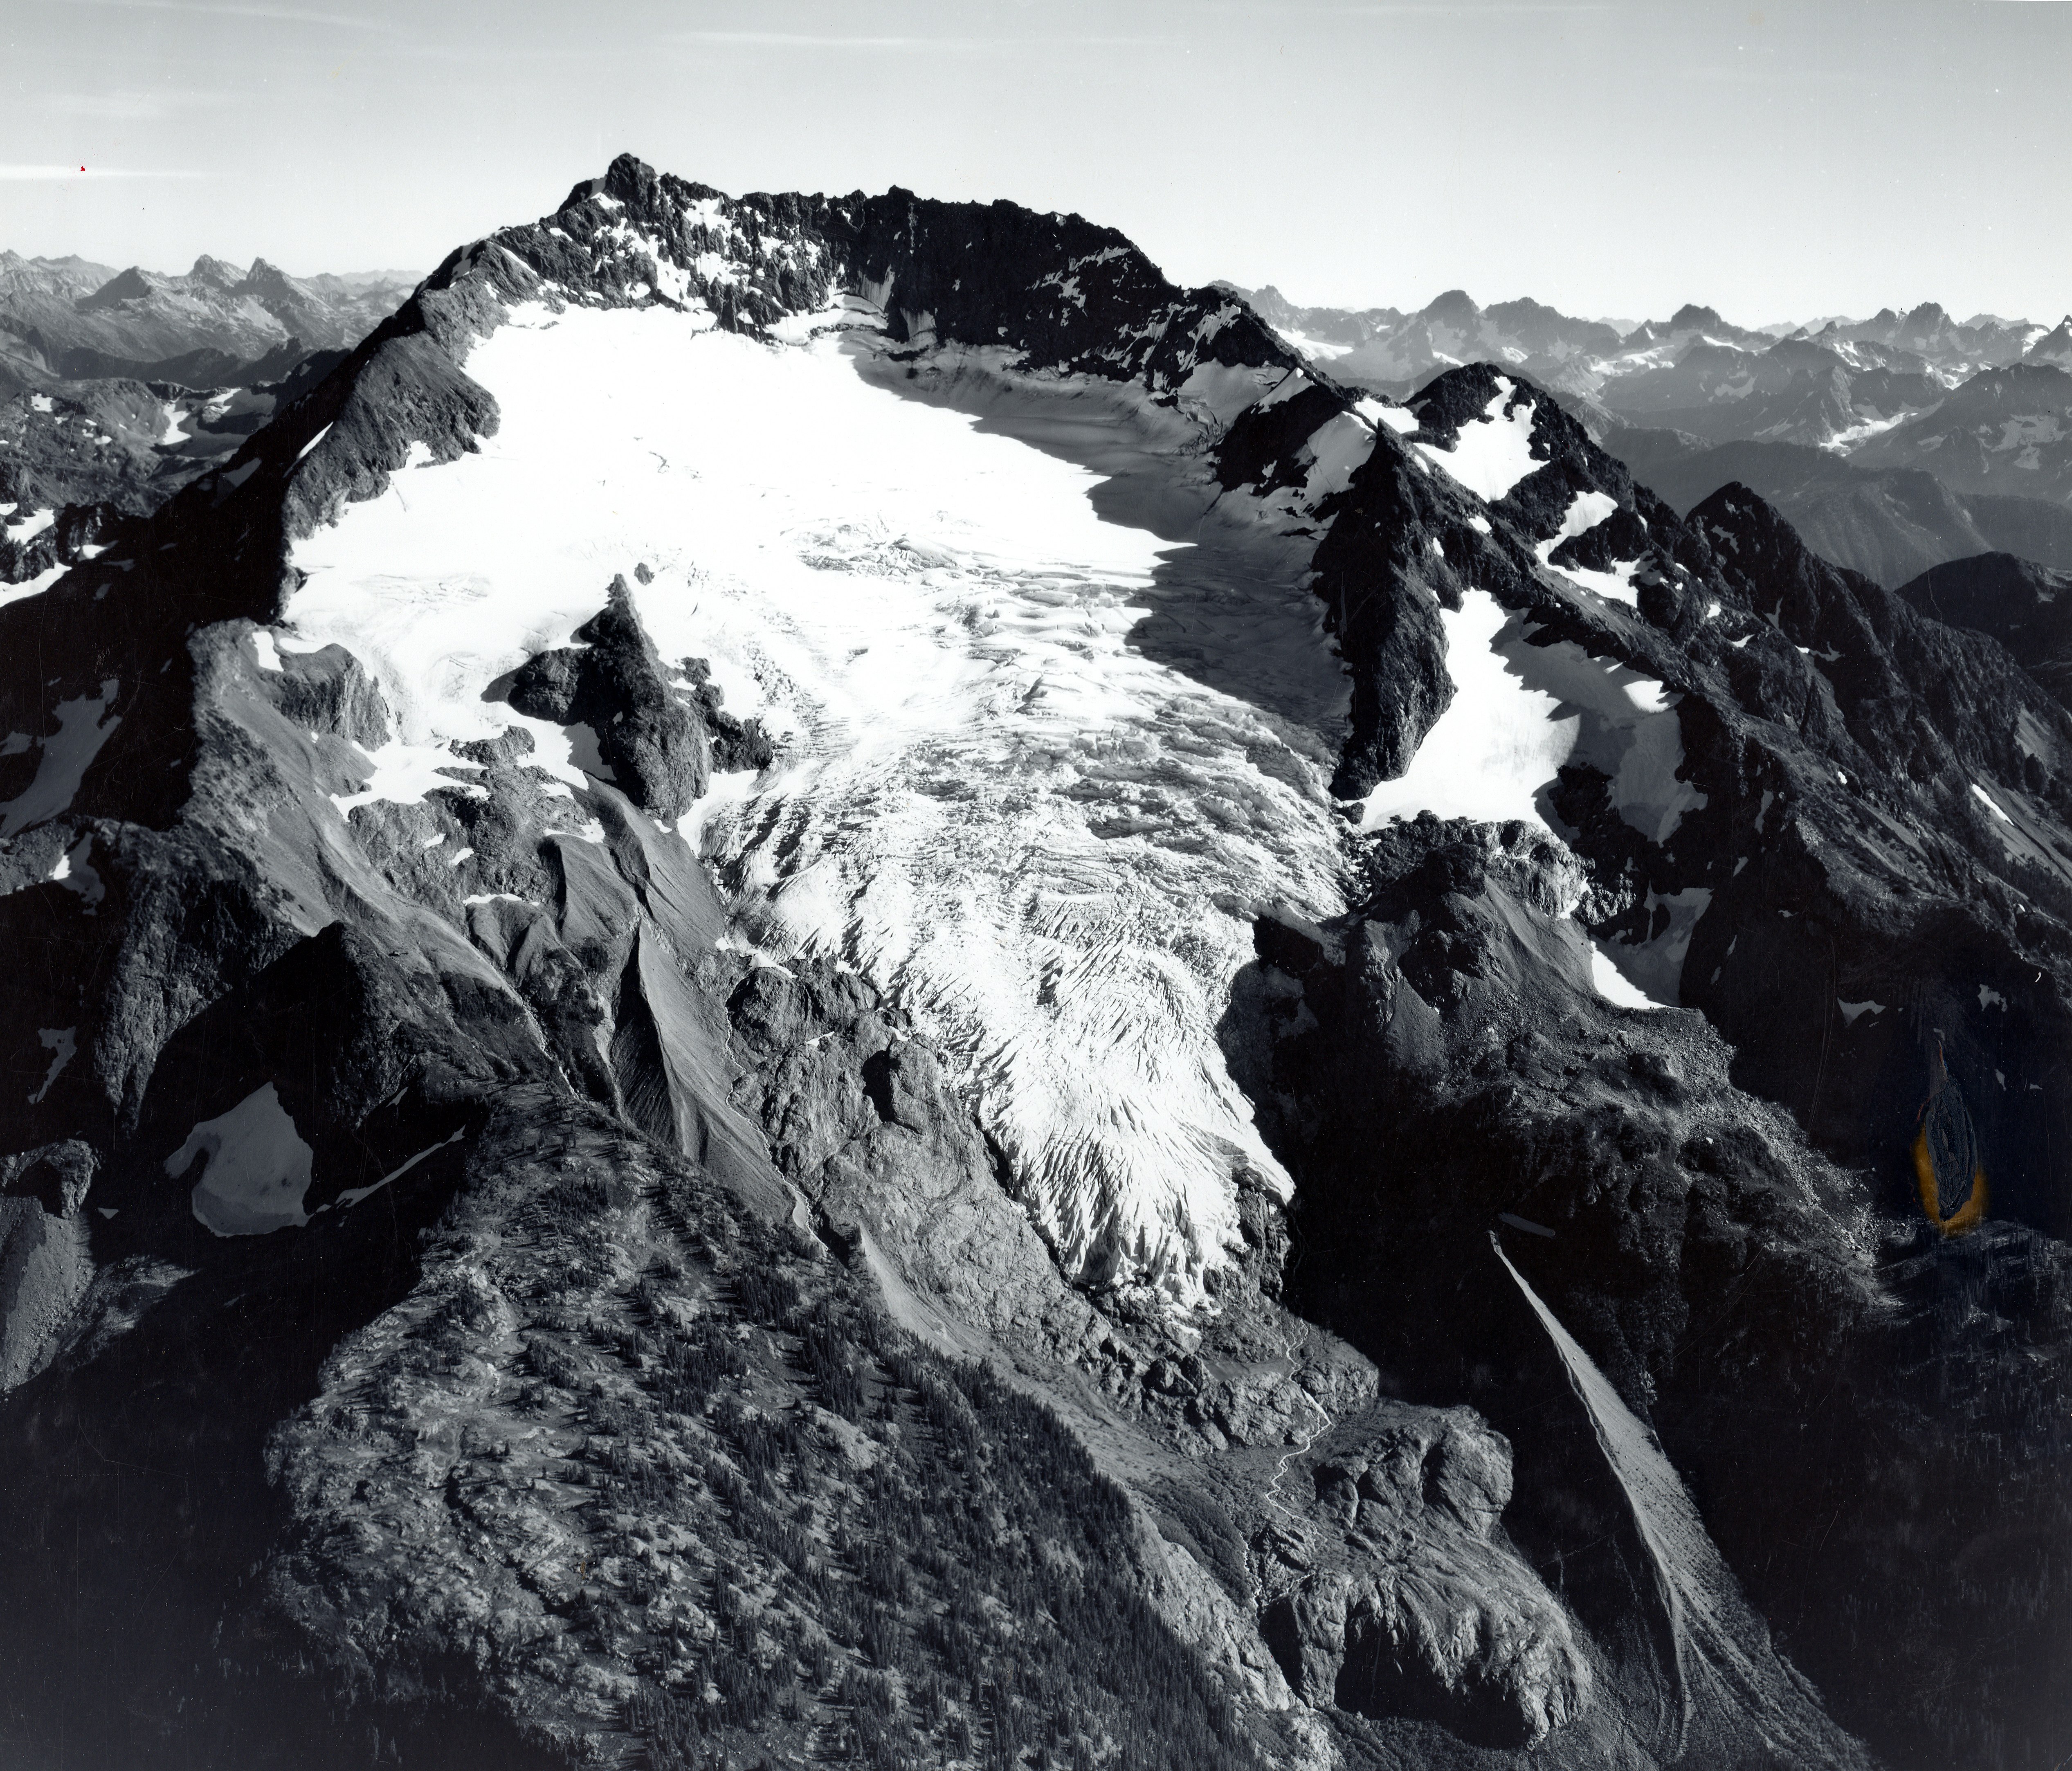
top-left (286, 301), bottom-right (1350, 1306)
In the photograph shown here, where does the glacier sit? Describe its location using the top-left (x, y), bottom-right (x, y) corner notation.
top-left (284, 297), bottom-right (1353, 1305)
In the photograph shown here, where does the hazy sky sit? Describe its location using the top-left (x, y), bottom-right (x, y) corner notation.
top-left (4, 0), bottom-right (2068, 326)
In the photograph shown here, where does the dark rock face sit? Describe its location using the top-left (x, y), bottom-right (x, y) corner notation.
top-left (1200, 335), bottom-right (2072, 1764)
top-left (502, 152), bottom-right (1308, 392)
top-left (0, 1140), bottom-right (96, 1387)
top-left (503, 575), bottom-right (712, 818)
top-left (728, 957), bottom-right (1102, 1355)
top-left (1241, 819), bottom-right (2072, 1769)
top-left (1896, 550), bottom-right (2072, 708)
top-left (677, 657), bottom-right (774, 773)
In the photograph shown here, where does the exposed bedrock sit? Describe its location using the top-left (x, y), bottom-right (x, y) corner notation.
top-left (502, 573), bottom-right (713, 819)
top-left (1259, 1408), bottom-right (1591, 1751)
top-left (1274, 359), bottom-right (2072, 1254)
top-left (1236, 817), bottom-right (2072, 1769)
top-left (0, 1140), bottom-right (97, 1389)
top-left (727, 956), bottom-right (1104, 1356)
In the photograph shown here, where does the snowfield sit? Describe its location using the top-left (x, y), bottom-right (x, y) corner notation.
top-left (285, 301), bottom-right (1351, 1305)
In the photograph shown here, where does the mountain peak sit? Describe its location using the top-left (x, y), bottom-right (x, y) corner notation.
top-left (1421, 288), bottom-right (1481, 324)
top-left (74, 265), bottom-right (157, 311)
top-left (1667, 302), bottom-right (1725, 331)
top-left (240, 256), bottom-right (294, 289)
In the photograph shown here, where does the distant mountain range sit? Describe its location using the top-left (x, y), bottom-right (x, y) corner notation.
top-left (0, 252), bottom-right (416, 391)
top-left (0, 254), bottom-right (414, 560)
top-left (1600, 428), bottom-right (2072, 588)
top-left (1227, 284), bottom-right (2072, 515)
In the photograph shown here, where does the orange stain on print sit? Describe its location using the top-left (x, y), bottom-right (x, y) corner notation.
top-left (1912, 1128), bottom-right (1988, 1238)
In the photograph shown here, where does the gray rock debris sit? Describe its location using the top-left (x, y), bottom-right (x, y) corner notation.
top-left (0, 1140), bottom-right (97, 1389)
top-left (1260, 1407), bottom-right (1591, 1751)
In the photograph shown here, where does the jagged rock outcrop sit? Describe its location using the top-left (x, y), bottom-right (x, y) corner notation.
top-left (1261, 1408), bottom-right (1590, 1750)
top-left (1242, 817), bottom-right (2066, 1768)
top-left (0, 1140), bottom-right (97, 1388)
top-left (728, 957), bottom-right (1103, 1355)
top-left (503, 575), bottom-right (712, 818)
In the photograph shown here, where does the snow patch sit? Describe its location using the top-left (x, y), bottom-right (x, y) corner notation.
top-left (332, 1128), bottom-right (466, 1209)
top-left (27, 1028), bottom-right (75, 1104)
top-left (0, 562), bottom-right (69, 610)
top-left (1360, 591), bottom-right (1703, 845)
top-left (1534, 491), bottom-right (1643, 607)
top-left (1414, 381), bottom-right (1543, 501)
top-left (1591, 945), bottom-right (1663, 1010)
top-left (1296, 411), bottom-right (1375, 503)
top-left (1971, 782), bottom-right (2014, 823)
top-left (1357, 397), bottom-right (1419, 436)
top-left (331, 740), bottom-right (488, 817)
top-left (0, 680), bottom-right (121, 837)
top-left (1175, 360), bottom-right (1285, 430)
top-left (169, 1083), bottom-right (315, 1236)
top-left (1594, 886), bottom-right (1712, 1006)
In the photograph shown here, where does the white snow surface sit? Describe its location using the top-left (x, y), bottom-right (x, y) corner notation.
top-left (1414, 381), bottom-right (1544, 502)
top-left (1596, 885), bottom-right (1712, 1006)
top-left (168, 1082), bottom-right (316, 1236)
top-left (1589, 946), bottom-right (1663, 1010)
top-left (0, 680), bottom-right (121, 837)
top-left (1296, 411), bottom-right (1376, 503)
top-left (1971, 781), bottom-right (2014, 824)
top-left (284, 303), bottom-right (1349, 1304)
top-left (1360, 591), bottom-right (1704, 848)
top-left (1360, 589), bottom-right (1708, 1003)
top-left (1532, 490), bottom-right (1643, 607)
top-left (1357, 397), bottom-right (1419, 436)
top-left (330, 739), bottom-right (489, 818)
top-left (0, 562), bottom-right (69, 610)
